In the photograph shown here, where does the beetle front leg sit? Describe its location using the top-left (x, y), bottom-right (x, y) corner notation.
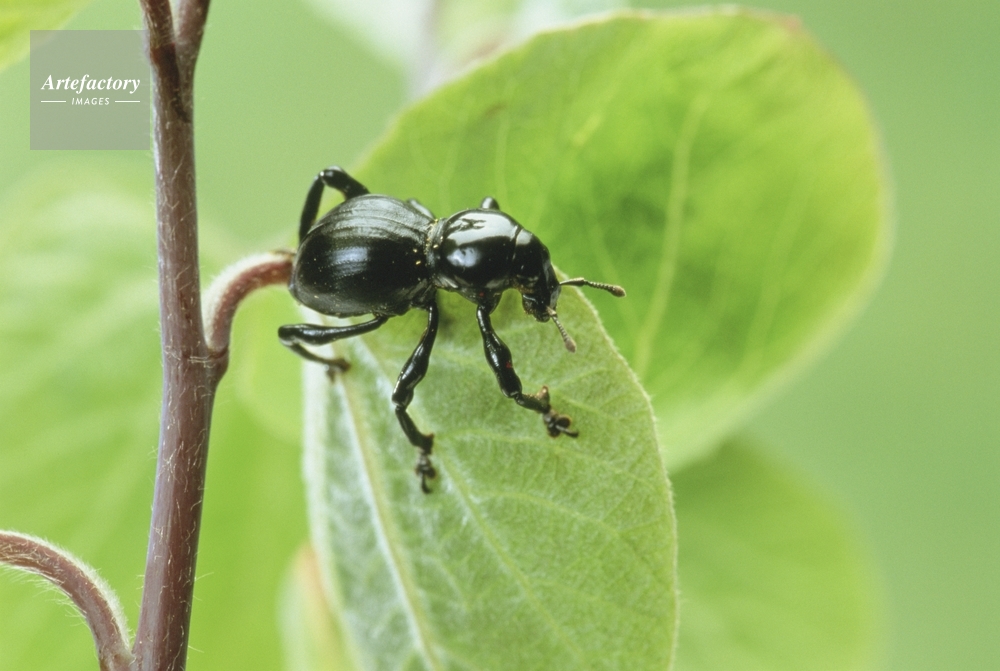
top-left (389, 301), bottom-right (440, 493)
top-left (278, 315), bottom-right (388, 377)
top-left (476, 305), bottom-right (578, 438)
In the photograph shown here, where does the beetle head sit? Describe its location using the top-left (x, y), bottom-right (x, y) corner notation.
top-left (511, 229), bottom-right (582, 352)
top-left (510, 223), bottom-right (627, 353)
top-left (512, 228), bottom-right (560, 321)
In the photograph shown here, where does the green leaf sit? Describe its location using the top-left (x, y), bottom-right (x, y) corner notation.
top-left (304, 289), bottom-right (676, 670)
top-left (672, 441), bottom-right (881, 671)
top-left (357, 8), bottom-right (892, 468)
top-left (0, 166), bottom-right (308, 671)
top-left (0, 0), bottom-right (94, 72)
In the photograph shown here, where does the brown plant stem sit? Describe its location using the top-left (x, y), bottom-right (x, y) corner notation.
top-left (0, 531), bottom-right (133, 671)
top-left (132, 0), bottom-right (216, 669)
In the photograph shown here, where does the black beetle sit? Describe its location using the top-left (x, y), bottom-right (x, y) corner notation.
top-left (280, 166), bottom-right (624, 492)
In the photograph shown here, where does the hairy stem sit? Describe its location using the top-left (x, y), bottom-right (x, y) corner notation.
top-left (203, 250), bottom-right (295, 358)
top-left (0, 531), bottom-right (133, 671)
top-left (132, 1), bottom-right (217, 670)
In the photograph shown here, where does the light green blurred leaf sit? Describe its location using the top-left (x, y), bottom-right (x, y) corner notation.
top-left (307, 0), bottom-right (626, 89)
top-left (672, 441), bottom-right (881, 671)
top-left (279, 545), bottom-right (358, 671)
top-left (304, 289), bottom-right (675, 670)
top-left (0, 166), bottom-right (308, 671)
top-left (187, 337), bottom-right (309, 671)
top-left (358, 8), bottom-right (891, 469)
top-left (0, 0), bottom-right (94, 71)
top-left (0, 164), bottom-right (159, 670)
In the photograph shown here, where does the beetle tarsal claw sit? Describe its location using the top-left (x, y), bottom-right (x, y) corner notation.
top-left (543, 408), bottom-right (578, 438)
top-left (415, 452), bottom-right (437, 494)
top-left (323, 357), bottom-right (350, 380)
top-left (547, 309), bottom-right (577, 353)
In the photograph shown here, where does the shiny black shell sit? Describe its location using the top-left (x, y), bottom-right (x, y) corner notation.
top-left (429, 209), bottom-right (528, 300)
top-left (428, 209), bottom-right (559, 315)
top-left (290, 195), bottom-right (436, 317)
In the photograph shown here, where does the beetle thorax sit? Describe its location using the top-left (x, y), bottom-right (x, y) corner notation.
top-left (426, 209), bottom-right (560, 318)
top-left (427, 210), bottom-right (519, 303)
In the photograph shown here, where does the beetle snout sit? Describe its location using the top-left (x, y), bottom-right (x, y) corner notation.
top-left (521, 287), bottom-right (558, 322)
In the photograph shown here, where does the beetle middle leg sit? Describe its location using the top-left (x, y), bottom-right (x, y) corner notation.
top-left (391, 301), bottom-right (440, 493)
top-left (475, 304), bottom-right (578, 438)
top-left (278, 315), bottom-right (389, 377)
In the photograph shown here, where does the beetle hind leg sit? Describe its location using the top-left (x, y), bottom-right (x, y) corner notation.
top-left (406, 198), bottom-right (435, 219)
top-left (278, 316), bottom-right (388, 378)
top-left (283, 342), bottom-right (350, 379)
top-left (299, 166), bottom-right (371, 242)
top-left (391, 301), bottom-right (440, 493)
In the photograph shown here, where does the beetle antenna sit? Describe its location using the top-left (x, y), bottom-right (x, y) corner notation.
top-left (547, 308), bottom-right (577, 353)
top-left (559, 277), bottom-right (626, 297)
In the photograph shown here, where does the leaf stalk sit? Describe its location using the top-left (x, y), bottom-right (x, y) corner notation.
top-left (0, 531), bottom-right (133, 671)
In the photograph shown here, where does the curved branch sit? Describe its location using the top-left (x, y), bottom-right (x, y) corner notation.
top-left (138, 0), bottom-right (186, 121)
top-left (202, 250), bottom-right (294, 359)
top-left (176, 0), bottom-right (211, 80)
top-left (0, 531), bottom-right (133, 671)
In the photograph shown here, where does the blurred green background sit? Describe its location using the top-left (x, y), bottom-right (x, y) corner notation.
top-left (0, 1), bottom-right (996, 670)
